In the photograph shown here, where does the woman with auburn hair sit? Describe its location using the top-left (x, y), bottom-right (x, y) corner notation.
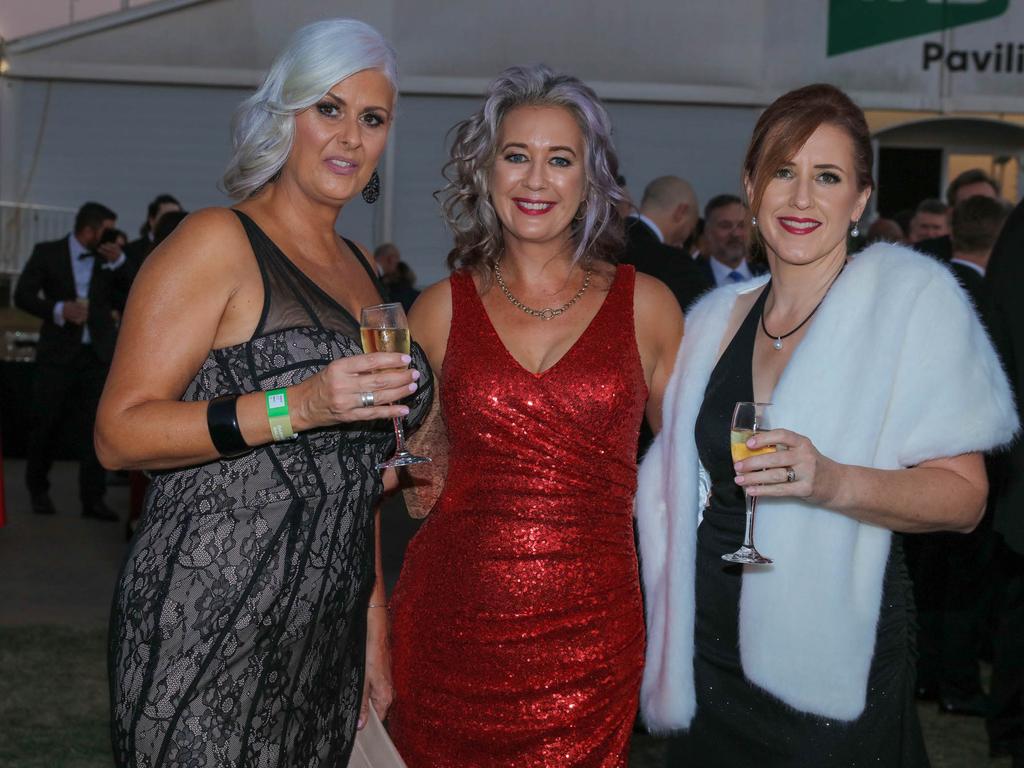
top-left (99, 20), bottom-right (432, 766)
top-left (387, 65), bottom-right (683, 766)
top-left (637, 83), bottom-right (1017, 766)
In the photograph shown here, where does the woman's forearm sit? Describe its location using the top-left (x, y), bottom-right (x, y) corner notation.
top-left (826, 459), bottom-right (987, 534)
top-left (370, 506), bottom-right (387, 606)
top-left (95, 390), bottom-right (278, 471)
top-left (366, 506), bottom-right (389, 642)
top-left (94, 378), bottom-right (326, 471)
top-left (740, 430), bottom-right (988, 535)
top-left (97, 352), bottom-right (415, 471)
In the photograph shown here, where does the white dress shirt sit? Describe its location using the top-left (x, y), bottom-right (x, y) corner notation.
top-left (709, 257), bottom-right (753, 287)
top-left (53, 233), bottom-right (126, 343)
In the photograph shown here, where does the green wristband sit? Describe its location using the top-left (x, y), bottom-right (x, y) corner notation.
top-left (266, 388), bottom-right (296, 442)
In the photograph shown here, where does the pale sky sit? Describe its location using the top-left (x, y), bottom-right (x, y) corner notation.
top-left (0, 0), bottom-right (157, 42)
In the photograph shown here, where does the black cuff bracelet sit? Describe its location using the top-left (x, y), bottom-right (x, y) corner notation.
top-left (207, 394), bottom-right (249, 457)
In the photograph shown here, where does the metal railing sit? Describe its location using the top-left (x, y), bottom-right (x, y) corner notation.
top-left (0, 201), bottom-right (76, 275)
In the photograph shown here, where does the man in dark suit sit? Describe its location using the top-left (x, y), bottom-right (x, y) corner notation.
top-left (14, 202), bottom-right (136, 520)
top-left (916, 169), bottom-right (1001, 263)
top-left (621, 176), bottom-right (709, 458)
top-left (621, 175), bottom-right (711, 313)
top-left (697, 194), bottom-right (766, 287)
top-left (124, 193), bottom-right (181, 270)
top-left (947, 196), bottom-right (1009, 307)
top-left (906, 195), bottom-right (1011, 717)
top-left (985, 196), bottom-right (1024, 767)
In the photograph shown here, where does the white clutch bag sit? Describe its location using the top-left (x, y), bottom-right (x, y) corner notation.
top-left (347, 708), bottom-right (407, 768)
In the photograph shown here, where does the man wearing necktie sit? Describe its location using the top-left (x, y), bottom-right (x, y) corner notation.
top-left (698, 194), bottom-right (765, 286)
top-left (14, 202), bottom-right (136, 520)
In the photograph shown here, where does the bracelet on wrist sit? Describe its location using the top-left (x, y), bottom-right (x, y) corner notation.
top-left (207, 394), bottom-right (249, 457)
top-left (368, 603), bottom-right (389, 610)
top-left (266, 388), bottom-right (297, 442)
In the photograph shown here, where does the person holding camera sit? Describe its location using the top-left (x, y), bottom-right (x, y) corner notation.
top-left (13, 201), bottom-right (136, 520)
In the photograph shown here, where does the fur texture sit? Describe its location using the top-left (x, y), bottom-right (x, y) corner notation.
top-left (637, 243), bottom-right (1018, 731)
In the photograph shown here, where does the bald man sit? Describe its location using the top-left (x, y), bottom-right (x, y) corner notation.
top-left (621, 175), bottom-right (711, 313)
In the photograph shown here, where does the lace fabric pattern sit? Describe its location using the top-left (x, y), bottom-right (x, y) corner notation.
top-left (109, 212), bottom-right (432, 768)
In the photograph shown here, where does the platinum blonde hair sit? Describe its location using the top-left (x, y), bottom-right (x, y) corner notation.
top-left (222, 19), bottom-right (397, 200)
top-left (442, 64), bottom-right (626, 272)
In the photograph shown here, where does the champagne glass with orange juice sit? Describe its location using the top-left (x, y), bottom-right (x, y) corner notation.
top-left (722, 401), bottom-right (774, 564)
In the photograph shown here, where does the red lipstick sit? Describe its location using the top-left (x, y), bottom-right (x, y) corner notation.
top-left (778, 217), bottom-right (821, 235)
top-left (513, 198), bottom-right (556, 216)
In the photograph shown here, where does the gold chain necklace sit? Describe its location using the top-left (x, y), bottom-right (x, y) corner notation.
top-left (492, 259), bottom-right (593, 321)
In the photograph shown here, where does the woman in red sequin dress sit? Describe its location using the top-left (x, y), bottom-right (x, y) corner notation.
top-left (387, 66), bottom-right (685, 767)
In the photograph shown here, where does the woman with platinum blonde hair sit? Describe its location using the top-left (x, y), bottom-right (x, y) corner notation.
top-left (100, 19), bottom-right (432, 767)
top-left (387, 65), bottom-right (684, 766)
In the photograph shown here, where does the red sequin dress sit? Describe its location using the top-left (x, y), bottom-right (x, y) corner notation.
top-left (389, 265), bottom-right (647, 767)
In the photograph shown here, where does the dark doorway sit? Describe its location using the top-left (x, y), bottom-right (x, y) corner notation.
top-left (877, 147), bottom-right (943, 217)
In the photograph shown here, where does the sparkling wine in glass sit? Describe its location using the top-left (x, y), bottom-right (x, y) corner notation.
top-left (359, 302), bottom-right (431, 471)
top-left (722, 401), bottom-right (774, 565)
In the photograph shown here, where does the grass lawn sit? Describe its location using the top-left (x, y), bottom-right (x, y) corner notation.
top-left (0, 625), bottom-right (112, 768)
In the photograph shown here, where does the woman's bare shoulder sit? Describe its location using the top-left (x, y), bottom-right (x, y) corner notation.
top-left (141, 207), bottom-right (254, 280)
top-left (147, 207), bottom-right (249, 264)
top-left (633, 270), bottom-right (680, 307)
top-left (409, 277), bottom-right (453, 367)
top-left (410, 277), bottom-right (453, 325)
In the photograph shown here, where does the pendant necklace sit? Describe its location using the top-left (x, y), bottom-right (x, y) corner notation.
top-left (760, 264), bottom-right (845, 351)
top-left (493, 259), bottom-right (593, 320)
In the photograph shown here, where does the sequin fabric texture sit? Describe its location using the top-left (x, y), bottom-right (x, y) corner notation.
top-left (108, 212), bottom-right (433, 768)
top-left (389, 265), bottom-right (648, 767)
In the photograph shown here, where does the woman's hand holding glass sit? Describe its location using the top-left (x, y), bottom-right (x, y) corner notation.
top-left (360, 302), bottom-right (431, 469)
top-left (734, 427), bottom-right (841, 506)
top-left (291, 352), bottom-right (419, 430)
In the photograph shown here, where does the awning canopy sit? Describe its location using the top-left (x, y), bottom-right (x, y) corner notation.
top-left (5, 0), bottom-right (1024, 113)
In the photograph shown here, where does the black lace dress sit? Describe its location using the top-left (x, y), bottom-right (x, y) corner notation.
top-left (109, 210), bottom-right (433, 768)
top-left (666, 286), bottom-right (929, 767)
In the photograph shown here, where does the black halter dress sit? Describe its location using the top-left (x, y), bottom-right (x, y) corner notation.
top-left (665, 285), bottom-right (929, 767)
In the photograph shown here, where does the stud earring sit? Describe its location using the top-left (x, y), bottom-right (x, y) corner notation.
top-left (362, 170), bottom-right (380, 204)
top-left (751, 215), bottom-right (758, 227)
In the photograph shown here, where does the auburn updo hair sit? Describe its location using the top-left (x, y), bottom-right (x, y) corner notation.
top-left (743, 84), bottom-right (874, 215)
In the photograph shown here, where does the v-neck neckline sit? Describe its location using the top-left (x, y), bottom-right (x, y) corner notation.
top-left (234, 209), bottom-right (378, 327)
top-left (470, 265), bottom-right (619, 378)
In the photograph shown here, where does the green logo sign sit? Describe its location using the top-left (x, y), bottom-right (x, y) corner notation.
top-left (828, 0), bottom-right (1010, 56)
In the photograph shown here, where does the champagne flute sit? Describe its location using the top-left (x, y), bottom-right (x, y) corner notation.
top-left (722, 401), bottom-right (774, 565)
top-left (359, 302), bottom-right (431, 471)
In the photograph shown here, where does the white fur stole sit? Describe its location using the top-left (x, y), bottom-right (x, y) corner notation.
top-left (637, 243), bottom-right (1018, 731)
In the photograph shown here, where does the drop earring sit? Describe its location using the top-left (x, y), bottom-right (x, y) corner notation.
top-left (751, 215), bottom-right (758, 227)
top-left (850, 220), bottom-right (860, 238)
top-left (362, 170), bottom-right (380, 204)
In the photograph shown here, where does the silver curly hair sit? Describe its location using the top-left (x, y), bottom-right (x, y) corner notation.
top-left (222, 19), bottom-right (398, 200)
top-left (442, 64), bottom-right (626, 272)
